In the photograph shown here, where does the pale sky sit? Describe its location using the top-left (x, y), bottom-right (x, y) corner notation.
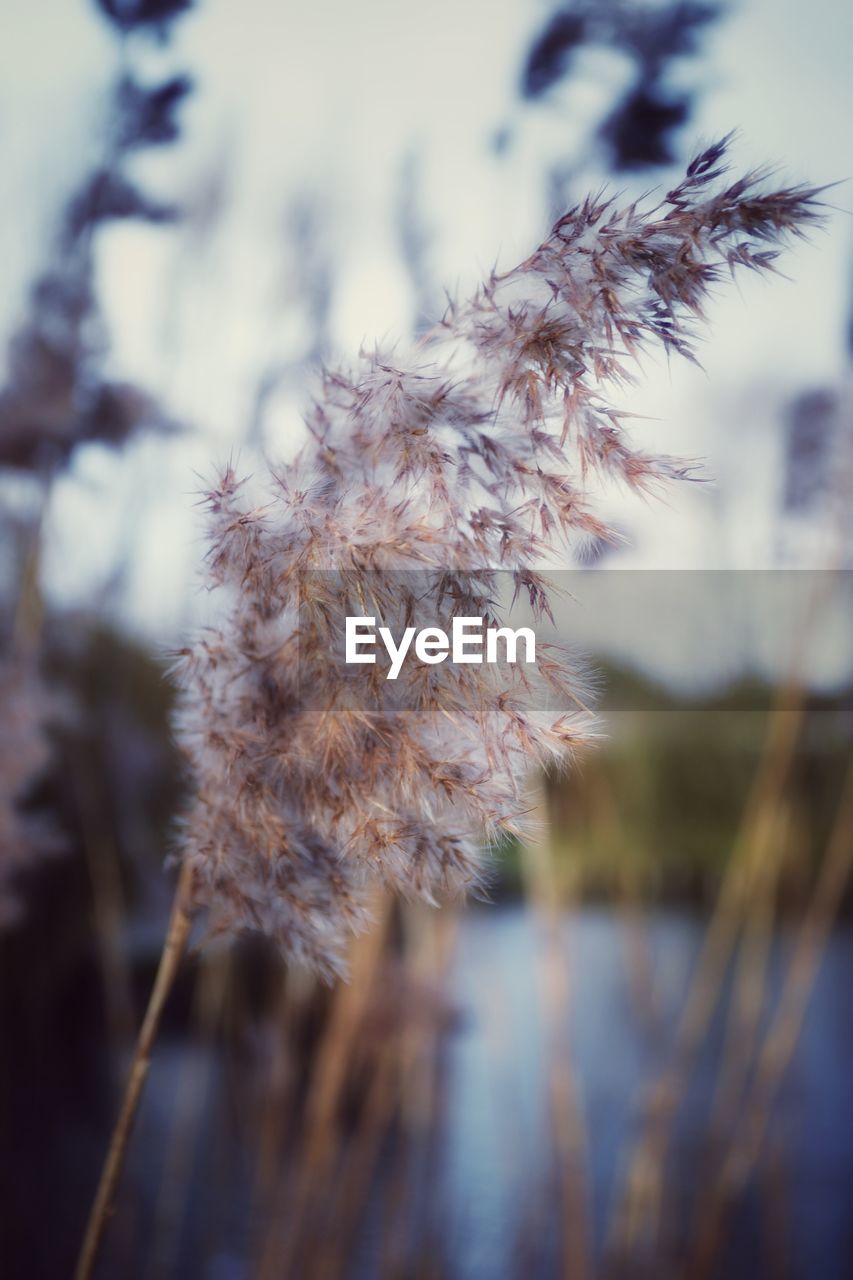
top-left (0, 0), bottom-right (851, 682)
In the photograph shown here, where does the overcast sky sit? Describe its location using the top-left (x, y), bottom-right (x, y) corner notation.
top-left (1, 0), bottom-right (851, 683)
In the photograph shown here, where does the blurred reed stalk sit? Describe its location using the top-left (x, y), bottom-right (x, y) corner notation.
top-left (249, 969), bottom-right (303, 1225)
top-left (606, 683), bottom-right (806, 1265)
top-left (711, 566), bottom-right (853, 1135)
top-left (607, 565), bottom-right (843, 1268)
top-left (583, 761), bottom-right (661, 1033)
top-left (73, 755), bottom-right (136, 1055)
top-left (11, 485), bottom-right (48, 656)
top-left (310, 997), bottom-right (411, 1275)
top-left (687, 761), bottom-right (853, 1278)
top-left (378, 906), bottom-right (457, 1277)
top-left (524, 779), bottom-right (590, 1279)
top-left (243, 899), bottom-right (454, 1280)
top-left (256, 895), bottom-right (392, 1279)
top-left (142, 950), bottom-right (229, 1280)
top-left (681, 489), bottom-right (853, 1271)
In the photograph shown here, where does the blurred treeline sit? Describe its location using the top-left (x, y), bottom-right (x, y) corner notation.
top-left (541, 666), bottom-right (853, 907)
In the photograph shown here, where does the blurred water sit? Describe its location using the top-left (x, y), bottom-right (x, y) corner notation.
top-left (74, 904), bottom-right (853, 1279)
top-left (442, 905), bottom-right (853, 1280)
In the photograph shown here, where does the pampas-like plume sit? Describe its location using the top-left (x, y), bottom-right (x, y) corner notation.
top-left (173, 138), bottom-right (824, 977)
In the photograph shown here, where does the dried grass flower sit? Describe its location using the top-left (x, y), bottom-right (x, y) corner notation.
top-left (173, 138), bottom-right (824, 976)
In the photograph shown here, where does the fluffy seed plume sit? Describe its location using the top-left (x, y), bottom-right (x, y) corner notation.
top-left (173, 139), bottom-right (824, 977)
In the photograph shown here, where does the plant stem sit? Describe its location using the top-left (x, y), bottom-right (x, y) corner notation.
top-left (75, 860), bottom-right (195, 1280)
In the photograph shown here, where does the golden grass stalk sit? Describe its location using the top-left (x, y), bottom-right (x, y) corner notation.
top-left (75, 860), bottom-right (195, 1280)
top-left (687, 762), bottom-right (853, 1278)
top-left (524, 778), bottom-right (590, 1279)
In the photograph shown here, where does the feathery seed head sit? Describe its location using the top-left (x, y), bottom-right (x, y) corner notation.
top-left (174, 140), bottom-right (824, 977)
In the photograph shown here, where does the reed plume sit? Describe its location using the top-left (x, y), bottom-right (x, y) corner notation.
top-left (172, 136), bottom-right (824, 978)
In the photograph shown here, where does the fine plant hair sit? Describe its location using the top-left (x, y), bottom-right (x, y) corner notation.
top-left (172, 136), bottom-right (825, 979)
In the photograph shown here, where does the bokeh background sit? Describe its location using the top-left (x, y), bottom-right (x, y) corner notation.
top-left (0, 1), bottom-right (851, 1277)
